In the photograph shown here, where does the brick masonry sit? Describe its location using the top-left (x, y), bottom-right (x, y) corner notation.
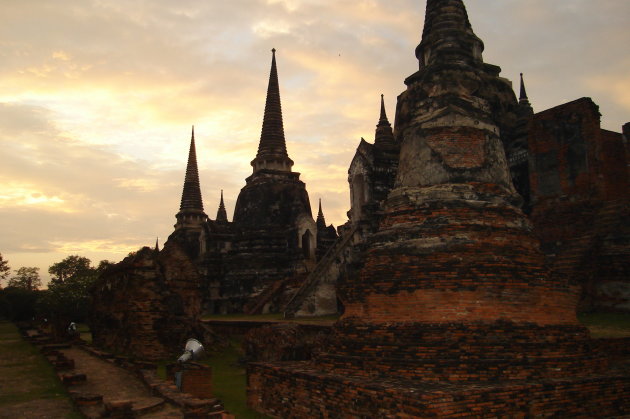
top-left (90, 245), bottom-right (220, 360)
top-left (247, 0), bottom-right (630, 416)
top-left (248, 362), bottom-right (630, 418)
top-left (528, 98), bottom-right (630, 311)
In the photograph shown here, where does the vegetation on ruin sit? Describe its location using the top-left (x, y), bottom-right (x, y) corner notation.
top-left (0, 321), bottom-right (82, 418)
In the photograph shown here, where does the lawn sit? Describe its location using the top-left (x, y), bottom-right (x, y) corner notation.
top-left (202, 338), bottom-right (270, 419)
top-left (155, 337), bottom-right (269, 418)
top-left (203, 312), bottom-right (339, 325)
top-left (578, 312), bottom-right (630, 338)
top-left (0, 320), bottom-right (82, 418)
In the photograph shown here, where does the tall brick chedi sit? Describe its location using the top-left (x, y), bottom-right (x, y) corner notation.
top-left (343, 0), bottom-right (577, 325)
top-left (248, 1), bottom-right (630, 416)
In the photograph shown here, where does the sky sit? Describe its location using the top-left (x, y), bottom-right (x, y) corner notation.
top-left (1, 0), bottom-right (629, 287)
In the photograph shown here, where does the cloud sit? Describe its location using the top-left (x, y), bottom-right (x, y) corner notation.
top-left (0, 0), bottom-right (628, 286)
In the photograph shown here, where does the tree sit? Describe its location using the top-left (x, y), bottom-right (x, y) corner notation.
top-left (38, 256), bottom-right (101, 328)
top-left (8, 267), bottom-right (41, 291)
top-left (96, 259), bottom-right (115, 273)
top-left (48, 255), bottom-right (93, 284)
top-left (0, 287), bottom-right (39, 321)
top-left (0, 252), bottom-right (10, 286)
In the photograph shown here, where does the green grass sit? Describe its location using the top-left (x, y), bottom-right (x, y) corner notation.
top-left (202, 338), bottom-right (270, 419)
top-left (202, 312), bottom-right (339, 324)
top-left (77, 323), bottom-right (92, 343)
top-left (0, 321), bottom-right (82, 418)
top-left (578, 312), bottom-right (630, 338)
top-left (203, 313), bottom-right (284, 321)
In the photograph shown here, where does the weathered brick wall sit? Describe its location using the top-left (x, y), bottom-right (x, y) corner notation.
top-left (529, 98), bottom-right (601, 205)
top-left (90, 245), bottom-right (218, 360)
top-left (600, 129), bottom-right (629, 198)
top-left (180, 364), bottom-right (213, 400)
top-left (528, 99), bottom-right (630, 311)
top-left (528, 98), bottom-right (601, 258)
top-left (339, 184), bottom-right (578, 325)
top-left (529, 98), bottom-right (628, 249)
top-left (593, 337), bottom-right (630, 362)
top-left (623, 122), bottom-right (630, 178)
top-left (90, 247), bottom-right (172, 359)
top-left (218, 228), bottom-right (307, 314)
top-left (249, 362), bottom-right (630, 418)
top-left (242, 323), bottom-right (331, 363)
top-left (158, 243), bottom-right (203, 321)
top-left (315, 319), bottom-right (606, 383)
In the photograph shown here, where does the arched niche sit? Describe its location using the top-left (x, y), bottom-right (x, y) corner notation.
top-left (301, 229), bottom-right (314, 259)
top-left (351, 173), bottom-right (367, 221)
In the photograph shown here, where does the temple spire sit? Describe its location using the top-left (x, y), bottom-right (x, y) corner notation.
top-left (415, 0), bottom-right (484, 69)
top-left (251, 48), bottom-right (294, 174)
top-left (378, 94), bottom-right (389, 126)
top-left (519, 73), bottom-right (532, 110)
top-left (175, 126), bottom-right (207, 230)
top-left (316, 199), bottom-right (326, 229)
top-left (216, 190), bottom-right (228, 223)
top-left (374, 94), bottom-right (395, 147)
top-left (155, 237), bottom-right (159, 252)
top-left (179, 126), bottom-right (204, 211)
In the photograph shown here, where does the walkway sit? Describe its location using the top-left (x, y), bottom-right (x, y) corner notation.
top-left (59, 346), bottom-right (183, 418)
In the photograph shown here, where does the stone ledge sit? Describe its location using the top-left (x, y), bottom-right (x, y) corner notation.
top-left (68, 391), bottom-right (103, 405)
top-left (61, 373), bottom-right (87, 386)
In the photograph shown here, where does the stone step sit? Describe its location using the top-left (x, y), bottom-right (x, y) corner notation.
top-left (132, 397), bottom-right (166, 416)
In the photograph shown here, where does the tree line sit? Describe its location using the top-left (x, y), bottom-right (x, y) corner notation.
top-left (0, 252), bottom-right (113, 328)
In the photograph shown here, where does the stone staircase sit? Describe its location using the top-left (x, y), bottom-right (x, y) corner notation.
top-left (284, 224), bottom-right (361, 318)
top-left (243, 277), bottom-right (291, 315)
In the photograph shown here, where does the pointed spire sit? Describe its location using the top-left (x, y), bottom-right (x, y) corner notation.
top-left (415, 0), bottom-right (484, 69)
top-left (378, 94), bottom-right (390, 127)
top-left (155, 237), bottom-right (160, 252)
top-left (251, 48), bottom-right (294, 173)
top-left (216, 190), bottom-right (228, 223)
top-left (519, 73), bottom-right (532, 109)
top-left (179, 126), bottom-right (204, 212)
top-left (316, 198), bottom-right (326, 229)
top-left (374, 95), bottom-right (395, 147)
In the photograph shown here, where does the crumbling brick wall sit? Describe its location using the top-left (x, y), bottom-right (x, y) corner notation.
top-left (90, 244), bottom-right (218, 360)
top-left (528, 98), bottom-right (630, 311)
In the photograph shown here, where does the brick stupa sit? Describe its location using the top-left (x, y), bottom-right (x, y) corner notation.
top-left (248, 0), bottom-right (630, 416)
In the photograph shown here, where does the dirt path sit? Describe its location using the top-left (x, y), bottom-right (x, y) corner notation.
top-left (59, 346), bottom-right (185, 418)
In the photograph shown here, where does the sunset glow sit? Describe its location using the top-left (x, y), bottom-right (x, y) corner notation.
top-left (1, 0), bottom-right (628, 286)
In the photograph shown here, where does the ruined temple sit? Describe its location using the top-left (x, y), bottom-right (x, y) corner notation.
top-left (283, 95), bottom-right (400, 318)
top-left (89, 0), bottom-right (629, 387)
top-left (248, 0), bottom-right (630, 416)
top-left (526, 98), bottom-right (630, 312)
top-left (89, 50), bottom-right (337, 357)
top-left (287, 15), bottom-right (630, 319)
top-left (167, 49), bottom-right (337, 315)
